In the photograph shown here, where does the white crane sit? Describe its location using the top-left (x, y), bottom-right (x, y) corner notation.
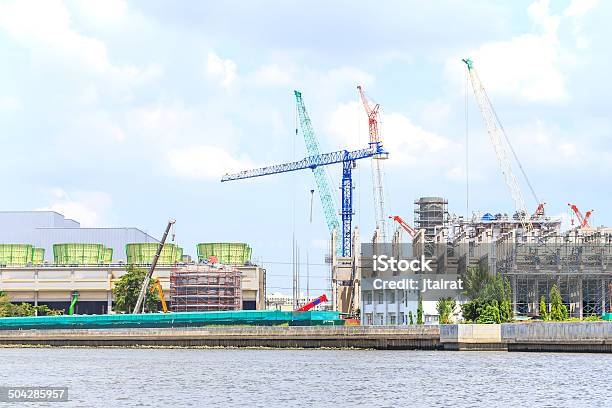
top-left (463, 58), bottom-right (542, 221)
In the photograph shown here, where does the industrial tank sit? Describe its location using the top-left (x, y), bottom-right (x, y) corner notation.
top-left (196, 243), bottom-right (252, 265)
top-left (53, 243), bottom-right (106, 265)
top-left (0, 244), bottom-right (33, 266)
top-left (125, 243), bottom-right (182, 265)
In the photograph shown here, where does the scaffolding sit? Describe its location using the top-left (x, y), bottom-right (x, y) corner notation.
top-left (415, 207), bottom-right (612, 317)
top-left (170, 265), bottom-right (242, 312)
top-left (414, 197), bottom-right (448, 240)
top-left (496, 234), bottom-right (612, 317)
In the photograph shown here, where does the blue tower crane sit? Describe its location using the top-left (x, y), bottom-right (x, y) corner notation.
top-left (294, 90), bottom-right (342, 256)
top-left (221, 143), bottom-right (388, 257)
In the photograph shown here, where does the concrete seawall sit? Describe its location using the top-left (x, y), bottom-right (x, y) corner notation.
top-left (0, 326), bottom-right (441, 350)
top-left (2, 323), bottom-right (612, 352)
top-left (440, 322), bottom-right (612, 352)
top-left (502, 322), bottom-right (612, 352)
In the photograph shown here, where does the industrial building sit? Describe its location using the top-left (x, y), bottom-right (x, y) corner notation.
top-left (0, 211), bottom-right (159, 262)
top-left (0, 212), bottom-right (265, 314)
top-left (360, 196), bottom-right (612, 325)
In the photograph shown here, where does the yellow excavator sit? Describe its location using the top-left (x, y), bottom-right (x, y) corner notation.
top-left (150, 278), bottom-right (168, 313)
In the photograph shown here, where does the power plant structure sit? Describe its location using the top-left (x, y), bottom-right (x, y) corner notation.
top-left (1, 59), bottom-right (610, 325)
top-left (0, 212), bottom-right (266, 314)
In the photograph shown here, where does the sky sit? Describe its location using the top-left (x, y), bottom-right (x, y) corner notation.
top-left (0, 0), bottom-right (610, 297)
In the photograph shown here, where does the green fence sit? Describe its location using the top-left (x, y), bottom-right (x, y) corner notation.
top-left (0, 310), bottom-right (344, 330)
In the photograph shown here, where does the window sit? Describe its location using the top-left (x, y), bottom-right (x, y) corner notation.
top-left (399, 312), bottom-right (405, 325)
top-left (388, 314), bottom-right (397, 325)
top-left (377, 291), bottom-right (383, 304)
top-left (376, 313), bottom-right (384, 325)
top-left (388, 291), bottom-right (395, 304)
top-left (364, 292), bottom-right (372, 305)
top-left (364, 313), bottom-right (373, 325)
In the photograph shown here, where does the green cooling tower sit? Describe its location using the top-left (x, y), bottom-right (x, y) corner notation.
top-left (0, 244), bottom-right (33, 266)
top-left (103, 247), bottom-right (113, 264)
top-left (125, 243), bottom-right (182, 265)
top-left (196, 243), bottom-right (252, 265)
top-left (53, 243), bottom-right (107, 265)
top-left (32, 248), bottom-right (45, 264)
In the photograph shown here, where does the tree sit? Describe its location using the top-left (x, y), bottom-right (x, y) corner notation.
top-left (408, 311), bottom-right (414, 325)
top-left (417, 295), bottom-right (424, 325)
top-left (35, 305), bottom-right (64, 316)
top-left (113, 266), bottom-right (159, 313)
top-left (463, 264), bottom-right (489, 299)
top-left (0, 290), bottom-right (62, 317)
top-left (539, 296), bottom-right (548, 321)
top-left (460, 267), bottom-right (513, 324)
top-left (436, 297), bottom-right (457, 324)
top-left (549, 284), bottom-right (568, 321)
top-left (476, 300), bottom-right (501, 324)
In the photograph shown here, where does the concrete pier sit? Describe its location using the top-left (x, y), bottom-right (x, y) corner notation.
top-left (0, 325), bottom-right (441, 350)
top-left (1, 323), bottom-right (611, 352)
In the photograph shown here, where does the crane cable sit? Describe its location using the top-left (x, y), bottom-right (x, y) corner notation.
top-left (482, 89), bottom-right (541, 206)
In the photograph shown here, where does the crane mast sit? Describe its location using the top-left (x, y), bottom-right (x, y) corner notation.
top-left (463, 58), bottom-right (529, 218)
top-left (294, 91), bottom-right (342, 255)
top-left (357, 85), bottom-right (388, 244)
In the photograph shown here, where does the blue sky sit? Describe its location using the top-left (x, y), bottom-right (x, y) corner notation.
top-left (0, 0), bottom-right (609, 295)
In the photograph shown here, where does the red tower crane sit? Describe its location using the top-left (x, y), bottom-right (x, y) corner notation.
top-left (358, 85), bottom-right (388, 243)
top-left (389, 215), bottom-right (418, 238)
top-left (568, 203), bottom-right (594, 228)
top-left (357, 85), bottom-right (381, 145)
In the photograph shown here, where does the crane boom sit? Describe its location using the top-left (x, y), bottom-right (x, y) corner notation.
top-left (221, 147), bottom-right (378, 182)
top-left (463, 58), bottom-right (529, 217)
top-left (133, 219), bottom-right (175, 314)
top-left (358, 85), bottom-right (388, 243)
top-left (568, 203), bottom-right (594, 228)
top-left (150, 278), bottom-right (168, 313)
top-left (222, 144), bottom-right (387, 257)
top-left (389, 215), bottom-right (418, 238)
top-left (294, 91), bottom-right (342, 255)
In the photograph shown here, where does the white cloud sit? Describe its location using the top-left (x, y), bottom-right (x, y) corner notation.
top-left (326, 101), bottom-right (455, 166)
top-left (446, 0), bottom-right (599, 103)
top-left (0, 0), bottom-right (159, 84)
top-left (250, 64), bottom-right (293, 87)
top-left (564, 0), bottom-right (599, 18)
top-left (71, 0), bottom-right (128, 25)
top-left (207, 52), bottom-right (237, 88)
top-left (0, 96), bottom-right (22, 111)
top-left (167, 145), bottom-right (253, 180)
top-left (36, 189), bottom-right (112, 227)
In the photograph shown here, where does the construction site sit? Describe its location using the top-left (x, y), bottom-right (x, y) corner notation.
top-left (0, 58), bottom-right (610, 326)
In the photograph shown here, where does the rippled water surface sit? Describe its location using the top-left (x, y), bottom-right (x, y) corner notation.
top-left (1, 347), bottom-right (610, 407)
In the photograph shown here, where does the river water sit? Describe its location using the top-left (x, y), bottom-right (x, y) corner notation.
top-left (1, 348), bottom-right (610, 407)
